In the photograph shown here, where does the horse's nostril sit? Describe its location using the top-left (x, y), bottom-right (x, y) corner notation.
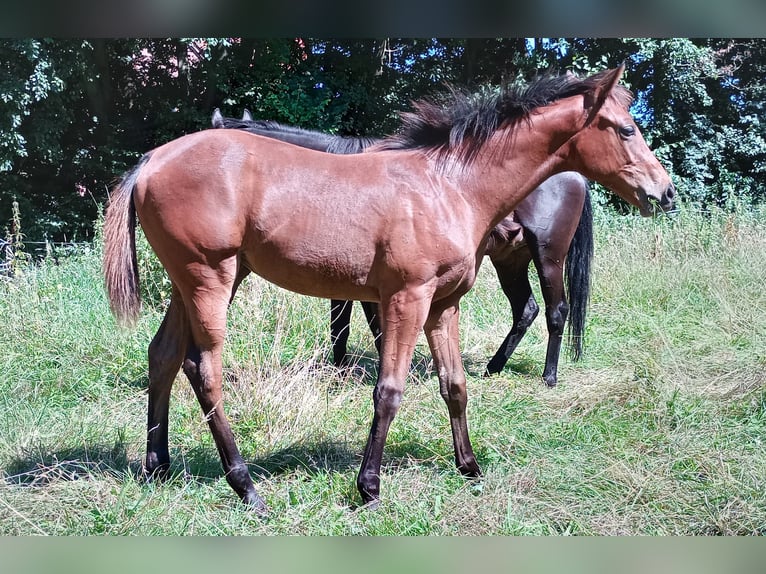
top-left (665, 184), bottom-right (676, 202)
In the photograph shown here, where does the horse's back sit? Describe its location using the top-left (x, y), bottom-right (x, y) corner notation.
top-left (131, 129), bottom-right (479, 302)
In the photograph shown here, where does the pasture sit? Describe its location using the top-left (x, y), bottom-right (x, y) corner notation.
top-left (1, 201), bottom-right (765, 535)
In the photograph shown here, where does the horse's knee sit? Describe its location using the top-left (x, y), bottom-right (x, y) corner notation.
top-left (546, 301), bottom-right (569, 334)
top-left (182, 347), bottom-right (215, 393)
top-left (521, 297), bottom-right (540, 324)
top-left (373, 379), bottom-right (403, 418)
top-left (438, 376), bottom-right (468, 412)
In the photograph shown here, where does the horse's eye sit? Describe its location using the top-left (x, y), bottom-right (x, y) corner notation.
top-left (619, 125), bottom-right (635, 138)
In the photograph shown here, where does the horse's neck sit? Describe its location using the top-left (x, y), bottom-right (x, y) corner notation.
top-left (463, 103), bottom-right (582, 234)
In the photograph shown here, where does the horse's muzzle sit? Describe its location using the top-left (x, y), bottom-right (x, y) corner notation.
top-left (659, 183), bottom-right (676, 212)
top-left (642, 183), bottom-right (677, 216)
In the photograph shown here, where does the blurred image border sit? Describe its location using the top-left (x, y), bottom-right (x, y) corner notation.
top-left (3, 537), bottom-right (766, 574)
top-left (2, 0), bottom-right (766, 37)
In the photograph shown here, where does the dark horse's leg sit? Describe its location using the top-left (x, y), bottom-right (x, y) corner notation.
top-left (356, 287), bottom-right (432, 506)
top-left (484, 254), bottom-right (540, 376)
top-left (330, 300), bottom-right (354, 367)
top-left (179, 255), bottom-right (266, 514)
top-left (530, 243), bottom-right (569, 388)
top-left (145, 285), bottom-right (189, 481)
top-left (424, 299), bottom-right (481, 478)
top-left (331, 300), bottom-right (383, 367)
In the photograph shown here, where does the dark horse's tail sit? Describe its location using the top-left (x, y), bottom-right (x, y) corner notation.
top-left (564, 183), bottom-right (594, 361)
top-left (102, 153), bottom-right (152, 327)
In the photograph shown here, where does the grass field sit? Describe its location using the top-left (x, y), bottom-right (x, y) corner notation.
top-left (1, 202), bottom-right (765, 535)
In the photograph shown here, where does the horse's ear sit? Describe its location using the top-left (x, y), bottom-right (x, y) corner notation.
top-left (242, 109), bottom-right (253, 121)
top-left (583, 63), bottom-right (626, 125)
top-left (212, 108), bottom-right (223, 128)
top-left (599, 62), bottom-right (626, 97)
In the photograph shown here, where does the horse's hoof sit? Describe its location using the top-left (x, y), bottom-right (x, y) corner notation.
top-left (483, 363), bottom-right (502, 377)
top-left (142, 462), bottom-right (170, 483)
top-left (543, 376), bottom-right (558, 388)
top-left (458, 461), bottom-right (482, 479)
top-left (357, 497), bottom-right (380, 511)
top-left (357, 479), bottom-right (381, 510)
top-left (467, 477), bottom-right (485, 496)
top-left (333, 354), bottom-right (352, 369)
top-left (243, 491), bottom-right (269, 516)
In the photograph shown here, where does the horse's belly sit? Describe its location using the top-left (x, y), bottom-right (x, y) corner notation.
top-left (241, 239), bottom-right (379, 301)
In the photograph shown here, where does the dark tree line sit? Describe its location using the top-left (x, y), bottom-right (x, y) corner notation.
top-left (2, 38), bottom-right (765, 242)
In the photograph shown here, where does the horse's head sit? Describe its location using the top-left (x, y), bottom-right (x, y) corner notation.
top-left (566, 64), bottom-right (676, 216)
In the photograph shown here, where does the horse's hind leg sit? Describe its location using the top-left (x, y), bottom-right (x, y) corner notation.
top-left (145, 285), bottom-right (189, 481)
top-left (531, 248), bottom-right (569, 388)
top-left (330, 299), bottom-right (354, 367)
top-left (484, 256), bottom-right (539, 376)
top-left (180, 258), bottom-right (266, 513)
top-left (424, 299), bottom-right (481, 478)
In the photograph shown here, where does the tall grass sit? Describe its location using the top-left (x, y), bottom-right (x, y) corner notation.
top-left (1, 202), bottom-right (765, 535)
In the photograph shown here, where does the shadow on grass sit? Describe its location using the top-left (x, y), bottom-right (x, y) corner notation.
top-left (333, 347), bottom-right (436, 385)
top-left (180, 435), bottom-right (457, 482)
top-left (462, 351), bottom-right (542, 379)
top-left (2, 438), bottom-right (358, 489)
top-left (3, 438), bottom-right (138, 487)
top-left (2, 433), bottom-right (477, 502)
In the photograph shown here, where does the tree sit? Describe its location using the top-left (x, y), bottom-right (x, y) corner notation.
top-left (3, 38), bottom-right (766, 244)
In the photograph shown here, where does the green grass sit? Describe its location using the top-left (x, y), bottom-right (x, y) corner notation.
top-left (1, 204), bottom-right (765, 535)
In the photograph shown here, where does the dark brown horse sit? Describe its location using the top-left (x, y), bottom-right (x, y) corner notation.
top-left (103, 65), bottom-right (675, 513)
top-left (211, 110), bottom-right (593, 386)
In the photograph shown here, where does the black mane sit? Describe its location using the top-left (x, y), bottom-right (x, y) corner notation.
top-left (214, 115), bottom-right (379, 155)
top-left (374, 69), bottom-right (633, 167)
top-left (217, 117), bottom-right (283, 131)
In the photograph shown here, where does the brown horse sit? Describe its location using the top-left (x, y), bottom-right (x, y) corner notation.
top-left (103, 65), bottom-right (675, 513)
top-left (211, 110), bottom-right (593, 386)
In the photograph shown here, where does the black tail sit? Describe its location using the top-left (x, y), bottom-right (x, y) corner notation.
top-left (565, 183), bottom-right (594, 361)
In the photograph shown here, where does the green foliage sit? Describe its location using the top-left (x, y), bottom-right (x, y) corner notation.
top-left (134, 229), bottom-right (172, 313)
top-left (1, 198), bottom-right (32, 278)
top-left (0, 39), bottom-right (64, 170)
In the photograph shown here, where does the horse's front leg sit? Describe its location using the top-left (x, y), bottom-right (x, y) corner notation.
top-left (424, 299), bottom-right (481, 477)
top-left (356, 287), bottom-right (433, 507)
